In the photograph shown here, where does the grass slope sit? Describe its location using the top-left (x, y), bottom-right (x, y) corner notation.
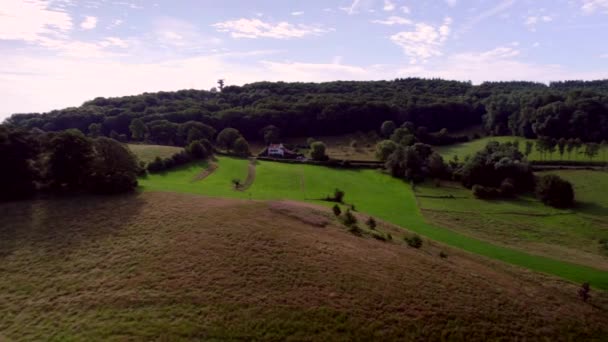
top-left (127, 144), bottom-right (183, 164)
top-left (437, 136), bottom-right (608, 162)
top-left (417, 174), bottom-right (608, 271)
top-left (1, 193), bottom-right (606, 340)
top-left (140, 157), bottom-right (608, 289)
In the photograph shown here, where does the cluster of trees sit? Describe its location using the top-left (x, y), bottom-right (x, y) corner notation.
top-left (1, 126), bottom-right (141, 201)
top-left (532, 137), bottom-right (606, 161)
top-left (453, 141), bottom-right (574, 207)
top-left (147, 139), bottom-right (214, 173)
top-left (375, 121), bottom-right (449, 182)
top-left (6, 79), bottom-right (608, 147)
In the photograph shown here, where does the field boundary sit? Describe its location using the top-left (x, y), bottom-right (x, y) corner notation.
top-left (421, 208), bottom-right (575, 217)
top-left (192, 161), bottom-right (218, 182)
top-left (237, 158), bottom-right (257, 191)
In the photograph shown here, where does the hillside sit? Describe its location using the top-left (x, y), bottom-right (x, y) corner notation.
top-left (5, 79), bottom-right (608, 145)
top-left (1, 192), bottom-right (607, 340)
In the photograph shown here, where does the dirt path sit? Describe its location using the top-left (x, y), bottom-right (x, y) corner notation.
top-left (237, 158), bottom-right (257, 191)
top-left (192, 161), bottom-right (218, 182)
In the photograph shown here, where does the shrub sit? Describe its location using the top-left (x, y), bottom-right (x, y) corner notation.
top-left (405, 235), bottom-right (422, 248)
top-left (386, 233), bottom-right (393, 241)
top-left (147, 156), bottom-right (165, 173)
top-left (232, 178), bottom-right (241, 188)
top-left (366, 217), bottom-right (377, 230)
top-left (186, 140), bottom-right (207, 159)
top-left (535, 175), bottom-right (574, 208)
top-left (342, 209), bottom-right (357, 227)
top-left (439, 251), bottom-right (448, 259)
top-left (326, 188), bottom-right (345, 203)
top-left (332, 204), bottom-right (341, 216)
top-left (371, 231), bottom-right (386, 241)
top-left (578, 282), bottom-right (591, 302)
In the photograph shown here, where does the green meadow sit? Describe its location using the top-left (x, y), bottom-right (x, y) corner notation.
top-left (140, 156), bottom-right (608, 289)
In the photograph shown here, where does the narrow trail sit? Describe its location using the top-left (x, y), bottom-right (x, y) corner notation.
top-left (237, 158), bottom-right (257, 191)
top-left (192, 160), bottom-right (218, 182)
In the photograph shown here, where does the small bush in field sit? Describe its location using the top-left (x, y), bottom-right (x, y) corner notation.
top-left (578, 282), bottom-right (591, 302)
top-left (440, 251), bottom-right (448, 259)
top-left (332, 204), bottom-right (341, 216)
top-left (342, 209), bottom-right (357, 227)
top-left (387, 233), bottom-right (393, 241)
top-left (405, 235), bottom-right (423, 249)
top-left (372, 231), bottom-right (386, 241)
top-left (366, 217), bottom-right (377, 230)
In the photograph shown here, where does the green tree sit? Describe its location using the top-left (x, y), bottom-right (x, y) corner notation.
top-left (375, 140), bottom-right (398, 161)
top-left (566, 138), bottom-right (575, 160)
top-left (584, 143), bottom-right (600, 161)
top-left (216, 128), bottom-right (242, 152)
top-left (601, 140), bottom-right (608, 162)
top-left (557, 138), bottom-right (566, 160)
top-left (380, 120), bottom-right (396, 138)
top-left (186, 140), bottom-right (208, 159)
top-left (48, 130), bottom-right (95, 191)
top-left (88, 137), bottom-right (139, 194)
top-left (129, 118), bottom-right (148, 141)
top-left (310, 141), bottom-right (327, 161)
top-left (233, 137), bottom-right (250, 156)
top-left (524, 141), bottom-right (534, 159)
top-left (260, 125), bottom-right (281, 145)
top-left (0, 126), bottom-right (40, 200)
top-left (88, 123), bottom-right (102, 138)
top-left (536, 174), bottom-right (574, 208)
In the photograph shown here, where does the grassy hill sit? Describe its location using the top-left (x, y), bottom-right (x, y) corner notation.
top-left (1, 192), bottom-right (607, 340)
top-left (437, 136), bottom-right (608, 163)
top-left (137, 156), bottom-right (608, 290)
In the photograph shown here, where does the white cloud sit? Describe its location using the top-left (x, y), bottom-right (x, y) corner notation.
top-left (340, 0), bottom-right (361, 15)
top-left (0, 0), bottom-right (72, 42)
top-left (213, 18), bottom-right (332, 39)
top-left (581, 0), bottom-right (608, 14)
top-left (600, 53), bottom-right (608, 58)
top-left (390, 17), bottom-right (452, 63)
top-left (445, 0), bottom-right (458, 8)
top-left (525, 15), bottom-right (553, 30)
top-left (533, 42), bottom-right (541, 47)
top-left (383, 0), bottom-right (396, 11)
top-left (291, 11), bottom-right (304, 16)
top-left (156, 17), bottom-right (221, 48)
top-left (107, 19), bottom-right (124, 29)
top-left (371, 16), bottom-right (413, 25)
top-left (80, 16), bottom-right (98, 30)
top-left (459, 0), bottom-right (515, 33)
top-left (400, 6), bottom-right (410, 14)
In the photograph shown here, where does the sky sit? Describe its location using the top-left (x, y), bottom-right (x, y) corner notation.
top-left (1, 0), bottom-right (608, 119)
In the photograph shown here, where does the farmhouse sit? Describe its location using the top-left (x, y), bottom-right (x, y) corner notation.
top-left (260, 143), bottom-right (302, 159)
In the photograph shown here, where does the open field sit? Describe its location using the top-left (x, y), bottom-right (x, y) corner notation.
top-left (437, 136), bottom-right (608, 163)
top-left (416, 172), bottom-right (608, 271)
top-left (140, 156), bottom-right (608, 289)
top-left (1, 193), bottom-right (607, 340)
top-left (127, 144), bottom-right (183, 164)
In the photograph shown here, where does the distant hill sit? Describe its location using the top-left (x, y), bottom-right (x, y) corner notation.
top-left (1, 192), bottom-right (606, 340)
top-left (5, 78), bottom-right (608, 144)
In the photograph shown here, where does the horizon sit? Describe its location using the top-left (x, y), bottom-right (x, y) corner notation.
top-left (2, 0), bottom-right (608, 119)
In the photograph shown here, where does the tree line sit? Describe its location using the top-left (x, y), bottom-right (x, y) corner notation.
top-left (6, 79), bottom-right (607, 146)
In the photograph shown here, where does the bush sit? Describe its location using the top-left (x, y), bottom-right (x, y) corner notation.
top-left (386, 233), bottom-right (393, 241)
top-left (371, 231), bottom-right (386, 241)
top-left (535, 174), bottom-right (574, 208)
top-left (187, 140), bottom-right (208, 159)
top-left (342, 209), bottom-right (357, 227)
top-left (326, 188), bottom-right (345, 203)
top-left (405, 235), bottom-right (423, 248)
top-left (499, 178), bottom-right (516, 197)
top-left (472, 184), bottom-right (501, 199)
top-left (439, 251), bottom-right (448, 259)
top-left (366, 217), bottom-right (377, 230)
top-left (332, 204), bottom-right (341, 216)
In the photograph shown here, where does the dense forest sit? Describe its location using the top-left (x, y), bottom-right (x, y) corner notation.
top-left (4, 78), bottom-right (608, 145)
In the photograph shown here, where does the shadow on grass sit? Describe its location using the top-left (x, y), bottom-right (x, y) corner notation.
top-left (0, 193), bottom-right (146, 258)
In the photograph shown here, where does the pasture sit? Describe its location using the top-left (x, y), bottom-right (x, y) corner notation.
top-left (2, 193), bottom-right (606, 340)
top-left (417, 172), bottom-right (608, 271)
top-left (127, 144), bottom-right (183, 164)
top-left (140, 156), bottom-right (608, 289)
top-left (437, 136), bottom-right (608, 162)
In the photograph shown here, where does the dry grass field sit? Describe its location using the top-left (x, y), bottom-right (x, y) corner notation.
top-left (1, 192), bottom-right (607, 340)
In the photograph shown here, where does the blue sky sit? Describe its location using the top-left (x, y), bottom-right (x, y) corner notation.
top-left (1, 0), bottom-right (608, 118)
